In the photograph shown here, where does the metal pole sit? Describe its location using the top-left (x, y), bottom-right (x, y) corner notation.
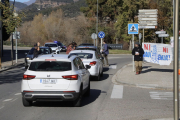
top-left (96, 0), bottom-right (98, 47)
top-left (173, 0), bottom-right (179, 119)
top-left (15, 28), bottom-right (17, 64)
top-left (11, 34), bottom-right (13, 65)
top-left (132, 34), bottom-right (134, 72)
top-left (101, 38), bottom-right (102, 50)
top-left (161, 37), bottom-right (163, 43)
top-left (0, 9), bottom-right (1, 69)
top-left (143, 28), bottom-right (144, 43)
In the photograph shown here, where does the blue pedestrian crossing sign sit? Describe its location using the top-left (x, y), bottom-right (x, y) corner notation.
top-left (128, 24), bottom-right (138, 34)
top-left (98, 31), bottom-right (105, 38)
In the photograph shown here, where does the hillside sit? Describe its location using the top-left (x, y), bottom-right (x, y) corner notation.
top-left (23, 0), bottom-right (36, 5)
top-left (19, 0), bottom-right (87, 22)
top-left (10, 1), bottom-right (28, 11)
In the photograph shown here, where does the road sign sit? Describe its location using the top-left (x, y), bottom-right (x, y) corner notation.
top-left (158, 34), bottom-right (169, 37)
top-left (138, 21), bottom-right (157, 23)
top-left (138, 15), bottom-right (157, 18)
top-left (139, 18), bottom-right (157, 21)
top-left (128, 24), bottom-right (138, 34)
top-left (91, 33), bottom-right (97, 39)
top-left (13, 32), bottom-right (20, 39)
top-left (139, 12), bottom-right (158, 15)
top-left (98, 31), bottom-right (105, 38)
top-left (155, 31), bottom-right (166, 34)
top-left (139, 23), bottom-right (158, 26)
top-left (139, 9), bottom-right (158, 12)
top-left (139, 26), bottom-right (156, 29)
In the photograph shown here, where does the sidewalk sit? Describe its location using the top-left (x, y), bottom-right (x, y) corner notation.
top-left (112, 62), bottom-right (176, 90)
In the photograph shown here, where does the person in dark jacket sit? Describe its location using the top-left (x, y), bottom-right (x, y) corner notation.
top-left (102, 40), bottom-right (109, 66)
top-left (33, 42), bottom-right (41, 58)
top-left (132, 42), bottom-right (144, 75)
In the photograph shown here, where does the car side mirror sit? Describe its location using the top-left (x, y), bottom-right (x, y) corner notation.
top-left (85, 65), bottom-right (91, 69)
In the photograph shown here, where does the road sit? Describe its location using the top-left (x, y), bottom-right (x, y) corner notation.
top-left (0, 54), bottom-right (173, 120)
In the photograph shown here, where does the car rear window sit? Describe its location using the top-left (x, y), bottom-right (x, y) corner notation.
top-left (76, 48), bottom-right (96, 51)
top-left (29, 61), bottom-right (71, 71)
top-left (69, 53), bottom-right (93, 59)
top-left (45, 44), bottom-right (57, 47)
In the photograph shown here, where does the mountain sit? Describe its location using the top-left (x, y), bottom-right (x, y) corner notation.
top-left (24, 0), bottom-right (36, 6)
top-left (35, 0), bottom-right (74, 9)
top-left (19, 0), bottom-right (86, 21)
top-left (10, 1), bottom-right (28, 11)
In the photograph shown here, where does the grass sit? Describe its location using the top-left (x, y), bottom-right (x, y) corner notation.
top-left (109, 50), bottom-right (131, 54)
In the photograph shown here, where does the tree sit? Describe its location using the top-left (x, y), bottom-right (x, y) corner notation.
top-left (0, 1), bottom-right (25, 36)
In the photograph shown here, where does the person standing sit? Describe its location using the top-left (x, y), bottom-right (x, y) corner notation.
top-left (102, 40), bottom-right (109, 66)
top-left (132, 42), bottom-right (144, 75)
top-left (33, 42), bottom-right (41, 58)
top-left (66, 43), bottom-right (74, 54)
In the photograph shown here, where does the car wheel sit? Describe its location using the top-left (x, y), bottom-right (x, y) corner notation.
top-left (96, 73), bottom-right (100, 81)
top-left (73, 86), bottom-right (83, 107)
top-left (84, 80), bottom-right (90, 97)
top-left (22, 97), bottom-right (32, 107)
top-left (100, 69), bottom-right (103, 77)
top-left (25, 66), bottom-right (28, 69)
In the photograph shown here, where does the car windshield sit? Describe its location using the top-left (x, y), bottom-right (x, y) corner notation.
top-left (29, 61), bottom-right (71, 71)
top-left (69, 53), bottom-right (93, 59)
top-left (57, 43), bottom-right (63, 46)
top-left (28, 48), bottom-right (35, 55)
top-left (45, 44), bottom-right (57, 47)
top-left (40, 48), bottom-right (51, 54)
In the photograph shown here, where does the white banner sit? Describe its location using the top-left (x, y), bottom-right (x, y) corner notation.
top-left (142, 43), bottom-right (172, 65)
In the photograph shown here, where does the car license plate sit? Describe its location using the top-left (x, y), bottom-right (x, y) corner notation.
top-left (40, 79), bottom-right (57, 84)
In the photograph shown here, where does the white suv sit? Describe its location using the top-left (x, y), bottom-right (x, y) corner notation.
top-left (44, 42), bottom-right (61, 54)
top-left (21, 54), bottom-right (91, 107)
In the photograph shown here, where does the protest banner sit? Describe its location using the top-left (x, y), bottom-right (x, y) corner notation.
top-left (142, 43), bottom-right (172, 65)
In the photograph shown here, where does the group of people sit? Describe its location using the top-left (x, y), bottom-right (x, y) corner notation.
top-left (32, 41), bottom-right (144, 75)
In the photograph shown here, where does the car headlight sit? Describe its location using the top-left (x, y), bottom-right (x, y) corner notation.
top-left (26, 58), bottom-right (30, 60)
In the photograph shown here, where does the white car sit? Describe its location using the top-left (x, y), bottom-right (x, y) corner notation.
top-left (21, 54), bottom-right (91, 107)
top-left (44, 42), bottom-right (61, 54)
top-left (69, 50), bottom-right (103, 81)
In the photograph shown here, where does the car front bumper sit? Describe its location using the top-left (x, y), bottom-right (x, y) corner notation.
top-left (22, 91), bottom-right (79, 102)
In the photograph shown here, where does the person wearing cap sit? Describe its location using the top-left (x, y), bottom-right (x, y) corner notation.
top-left (132, 42), bottom-right (144, 75)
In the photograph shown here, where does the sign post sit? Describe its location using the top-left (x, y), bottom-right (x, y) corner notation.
top-left (155, 30), bottom-right (169, 43)
top-left (13, 31), bottom-right (20, 64)
top-left (128, 23), bottom-right (139, 72)
top-left (98, 31), bottom-right (105, 50)
top-left (91, 33), bottom-right (97, 46)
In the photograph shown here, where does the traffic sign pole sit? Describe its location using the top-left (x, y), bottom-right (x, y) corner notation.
top-left (132, 34), bottom-right (135, 72)
top-left (161, 37), bottom-right (163, 43)
top-left (101, 38), bottom-right (102, 50)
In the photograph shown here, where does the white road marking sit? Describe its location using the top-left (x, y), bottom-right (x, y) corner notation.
top-left (150, 92), bottom-right (180, 100)
top-left (3, 99), bottom-right (12, 102)
top-left (109, 65), bottom-right (117, 69)
top-left (15, 93), bottom-right (21, 95)
top-left (0, 106), bottom-right (4, 110)
top-left (11, 98), bottom-right (18, 102)
top-left (111, 85), bottom-right (123, 99)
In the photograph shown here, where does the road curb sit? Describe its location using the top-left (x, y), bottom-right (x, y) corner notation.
top-left (111, 63), bottom-right (174, 90)
top-left (0, 63), bottom-right (24, 72)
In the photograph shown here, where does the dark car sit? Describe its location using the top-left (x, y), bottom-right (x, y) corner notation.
top-left (79, 43), bottom-right (94, 46)
top-left (25, 47), bottom-right (52, 69)
top-left (75, 46), bottom-right (104, 62)
top-left (54, 41), bottom-right (66, 52)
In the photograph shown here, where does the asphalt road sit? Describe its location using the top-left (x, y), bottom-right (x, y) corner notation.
top-left (0, 54), bottom-right (174, 120)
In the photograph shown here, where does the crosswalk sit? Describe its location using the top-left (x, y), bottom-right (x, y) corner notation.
top-left (110, 85), bottom-right (176, 101)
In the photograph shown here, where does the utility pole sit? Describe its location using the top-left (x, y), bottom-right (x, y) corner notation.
top-left (96, 0), bottom-right (98, 47)
top-left (173, 0), bottom-right (179, 119)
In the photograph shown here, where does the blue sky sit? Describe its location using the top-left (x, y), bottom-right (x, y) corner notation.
top-left (10, 0), bottom-right (29, 3)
